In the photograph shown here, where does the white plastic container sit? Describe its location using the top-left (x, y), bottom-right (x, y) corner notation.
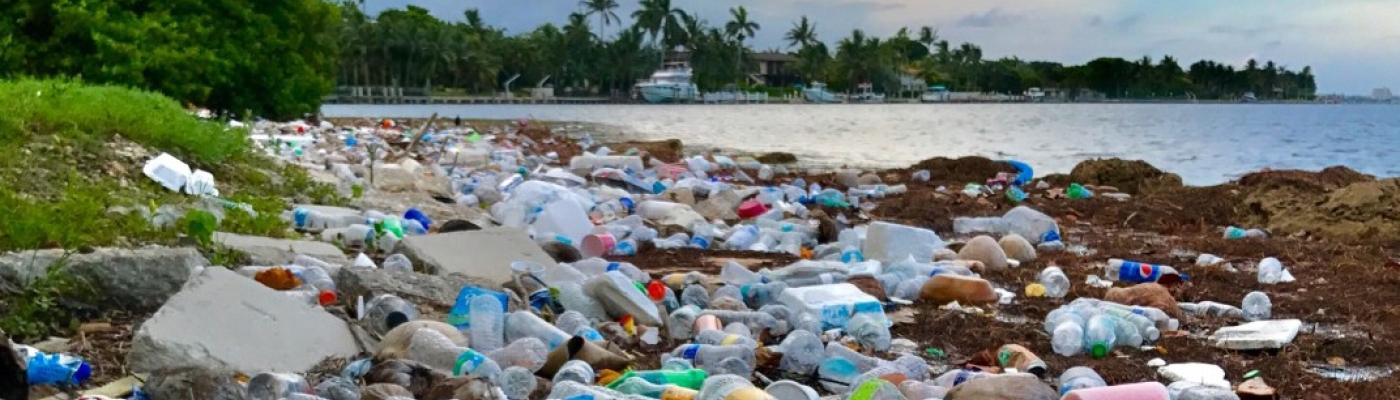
top-left (862, 222), bottom-right (945, 263)
top-left (777, 284), bottom-right (882, 330)
top-left (531, 200), bottom-right (594, 247)
top-left (569, 154), bottom-right (645, 172)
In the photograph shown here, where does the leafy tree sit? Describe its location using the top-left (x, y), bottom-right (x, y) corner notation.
top-left (580, 0), bottom-right (621, 39)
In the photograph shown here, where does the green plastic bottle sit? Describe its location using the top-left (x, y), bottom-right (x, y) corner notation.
top-left (379, 217), bottom-right (405, 239)
top-left (605, 369), bottom-right (708, 390)
top-left (1067, 183), bottom-right (1093, 199)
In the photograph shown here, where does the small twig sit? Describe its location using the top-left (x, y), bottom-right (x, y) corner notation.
top-left (1123, 211), bottom-right (1139, 227)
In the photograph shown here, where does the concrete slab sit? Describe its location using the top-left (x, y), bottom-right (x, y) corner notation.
top-left (399, 227), bottom-right (555, 285)
top-left (214, 232), bottom-right (350, 267)
top-left (0, 247), bottom-right (207, 312)
top-left (1210, 319), bottom-right (1303, 350)
top-left (128, 267), bottom-right (360, 375)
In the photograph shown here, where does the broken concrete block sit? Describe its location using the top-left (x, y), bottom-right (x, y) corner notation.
top-left (336, 267), bottom-right (499, 311)
top-left (1209, 319), bottom-right (1302, 350)
top-left (214, 232), bottom-right (351, 267)
top-left (399, 227), bottom-right (555, 285)
top-left (0, 247), bottom-right (207, 312)
top-left (128, 267), bottom-right (359, 375)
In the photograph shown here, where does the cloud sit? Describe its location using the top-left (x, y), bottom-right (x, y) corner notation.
top-left (1207, 25), bottom-right (1268, 38)
top-left (955, 7), bottom-right (1024, 28)
top-left (1086, 15), bottom-right (1104, 27)
top-left (1265, 39), bottom-right (1283, 48)
top-left (1112, 14), bottom-right (1143, 31)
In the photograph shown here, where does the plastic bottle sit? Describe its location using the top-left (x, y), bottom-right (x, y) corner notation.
top-left (1242, 291), bottom-right (1272, 321)
top-left (558, 281), bottom-right (610, 322)
top-left (697, 375), bottom-right (775, 400)
top-left (382, 253), bottom-right (413, 272)
top-left (1084, 314), bottom-right (1118, 358)
top-left (1001, 206), bottom-right (1062, 244)
top-left (700, 310), bottom-right (782, 336)
top-left (607, 369), bottom-right (709, 390)
top-left (1178, 301), bottom-right (1245, 319)
top-left (741, 282), bottom-right (787, 309)
top-left (668, 345), bottom-right (756, 375)
top-left (1104, 259), bottom-right (1181, 283)
top-left (668, 305), bottom-right (704, 340)
top-left (550, 380), bottom-right (656, 400)
top-left (498, 366), bottom-right (538, 399)
top-left (556, 310), bottom-right (606, 342)
top-left (470, 295), bottom-right (507, 352)
top-left (681, 285), bottom-right (711, 309)
top-left (899, 380), bottom-right (946, 400)
top-left (247, 373), bottom-right (312, 400)
top-left (824, 341), bottom-right (891, 373)
top-left (695, 329), bottom-right (759, 348)
top-left (721, 261), bottom-right (764, 286)
top-left (1257, 257), bottom-right (1285, 284)
top-left (725, 225), bottom-right (762, 250)
top-left (1058, 367), bottom-right (1107, 395)
top-left (506, 311), bottom-right (573, 350)
top-left (931, 369), bottom-right (988, 388)
top-left (1039, 267), bottom-right (1071, 298)
top-left (314, 377), bottom-right (360, 400)
top-left (1051, 315), bottom-right (1086, 357)
top-left (407, 329), bottom-right (499, 378)
top-left (613, 377), bottom-right (701, 400)
top-left (845, 305), bottom-right (892, 351)
top-left (1169, 381), bottom-right (1242, 400)
top-left (20, 348), bottom-right (92, 386)
top-left (555, 359), bottom-right (597, 385)
top-left (446, 286), bottom-right (510, 329)
top-left (487, 337), bottom-right (549, 372)
top-left (691, 223), bottom-right (719, 249)
top-left (364, 294), bottom-right (419, 337)
top-left (815, 358), bottom-right (861, 393)
top-left (655, 233), bottom-right (692, 249)
top-left (774, 329), bottom-right (823, 375)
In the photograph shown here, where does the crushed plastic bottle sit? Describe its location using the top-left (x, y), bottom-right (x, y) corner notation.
top-left (470, 295), bottom-right (507, 352)
top-left (1058, 366), bottom-right (1107, 395)
top-left (1241, 291), bottom-right (1272, 321)
top-left (1039, 266), bottom-right (1070, 298)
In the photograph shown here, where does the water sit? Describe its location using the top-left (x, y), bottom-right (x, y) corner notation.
top-left (323, 103), bottom-right (1400, 184)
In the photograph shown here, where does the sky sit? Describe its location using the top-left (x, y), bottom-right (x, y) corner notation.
top-left (363, 0), bottom-right (1400, 94)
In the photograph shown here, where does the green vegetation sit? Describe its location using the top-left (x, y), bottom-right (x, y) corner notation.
top-left (0, 79), bottom-right (341, 252)
top-left (0, 255), bottom-right (94, 342)
top-left (341, 2), bottom-right (1318, 100)
top-left (0, 0), bottom-right (342, 119)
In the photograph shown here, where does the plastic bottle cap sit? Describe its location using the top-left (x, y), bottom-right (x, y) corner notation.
top-left (647, 281), bottom-right (667, 301)
top-left (318, 290), bottom-right (338, 306)
top-left (1090, 343), bottom-right (1110, 358)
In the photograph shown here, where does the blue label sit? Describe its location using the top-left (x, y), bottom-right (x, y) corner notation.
top-left (820, 305), bottom-right (851, 330)
top-left (607, 262), bottom-right (620, 272)
top-left (1118, 261), bottom-right (1161, 283)
top-left (953, 370), bottom-right (973, 386)
top-left (1042, 229), bottom-right (1061, 243)
top-left (293, 209), bottom-right (309, 227)
top-left (853, 301), bottom-right (882, 314)
top-left (681, 344), bottom-right (701, 359)
top-left (691, 237), bottom-right (710, 249)
top-left (615, 242), bottom-right (636, 255)
top-left (579, 328), bottom-right (605, 342)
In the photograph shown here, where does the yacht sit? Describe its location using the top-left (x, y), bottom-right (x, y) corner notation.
top-left (920, 85), bottom-right (950, 103)
top-left (850, 83), bottom-right (885, 103)
top-left (635, 62), bottom-right (699, 103)
top-left (1240, 92), bottom-right (1258, 103)
top-left (801, 82), bottom-right (841, 103)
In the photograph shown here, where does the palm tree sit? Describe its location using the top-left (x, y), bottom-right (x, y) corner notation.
top-left (917, 26), bottom-right (937, 50)
top-left (785, 16), bottom-right (816, 49)
top-left (724, 6), bottom-right (760, 43)
top-left (580, 0), bottom-right (620, 39)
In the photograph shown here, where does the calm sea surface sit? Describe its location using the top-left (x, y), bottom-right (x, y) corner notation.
top-left (322, 103), bottom-right (1400, 185)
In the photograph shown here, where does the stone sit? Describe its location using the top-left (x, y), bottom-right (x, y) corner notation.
top-left (213, 232), bottom-right (351, 267)
top-left (540, 241), bottom-right (582, 263)
top-left (399, 227), bottom-right (556, 285)
top-left (857, 173), bottom-right (884, 186)
top-left (958, 236), bottom-right (1009, 269)
top-left (1209, 319), bottom-right (1302, 350)
top-left (0, 247), bottom-right (207, 312)
top-left (945, 373), bottom-right (1056, 400)
top-left (1105, 283), bottom-right (1182, 318)
top-left (1237, 377), bottom-right (1276, 399)
top-left (919, 274), bottom-right (998, 305)
top-left (835, 169), bottom-right (861, 188)
top-left (143, 366), bottom-right (249, 400)
top-left (128, 267), bottom-right (359, 375)
top-left (997, 234), bottom-right (1037, 262)
top-left (336, 267), bottom-right (497, 312)
top-left (1158, 363), bottom-right (1229, 388)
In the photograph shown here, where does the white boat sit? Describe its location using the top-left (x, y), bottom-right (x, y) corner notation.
top-left (635, 62), bottom-right (699, 104)
top-left (801, 82), bottom-right (841, 103)
top-left (1241, 92), bottom-right (1258, 103)
top-left (851, 83), bottom-right (885, 103)
top-left (920, 85), bottom-right (950, 103)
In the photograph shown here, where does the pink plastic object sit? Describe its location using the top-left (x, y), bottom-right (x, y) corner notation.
top-left (580, 233), bottom-right (617, 258)
top-left (737, 200), bottom-right (770, 219)
top-left (1062, 382), bottom-right (1169, 400)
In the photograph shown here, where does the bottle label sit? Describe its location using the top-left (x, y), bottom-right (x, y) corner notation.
top-left (662, 387), bottom-right (695, 400)
top-left (691, 237), bottom-right (710, 249)
top-left (607, 262), bottom-right (621, 272)
top-left (953, 370), bottom-right (973, 386)
top-left (454, 349), bottom-right (486, 376)
top-left (1042, 229), bottom-right (1061, 243)
top-left (820, 305), bottom-right (850, 330)
top-left (720, 334), bottom-right (743, 346)
top-left (681, 344), bottom-right (701, 359)
top-left (1117, 261), bottom-right (1160, 282)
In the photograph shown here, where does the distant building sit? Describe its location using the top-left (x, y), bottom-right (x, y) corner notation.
top-left (750, 52), bottom-right (798, 87)
top-left (1373, 87), bottom-right (1394, 102)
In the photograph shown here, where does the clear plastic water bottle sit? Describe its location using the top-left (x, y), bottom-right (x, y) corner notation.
top-left (1179, 301), bottom-right (1244, 319)
top-left (505, 311), bottom-right (572, 350)
top-left (697, 374), bottom-right (773, 400)
top-left (931, 369), bottom-right (988, 388)
top-left (1039, 266), bottom-right (1071, 298)
top-left (845, 304), bottom-right (892, 351)
top-left (556, 310), bottom-right (606, 342)
top-left (382, 253), bottom-right (413, 272)
top-left (314, 376), bottom-right (359, 400)
top-left (557, 282), bottom-right (609, 322)
top-left (691, 223), bottom-right (718, 249)
top-left (669, 305), bottom-right (703, 340)
top-left (1169, 381), bottom-right (1243, 400)
top-left (721, 261), bottom-right (763, 286)
top-left (364, 294), bottom-right (419, 337)
top-left (912, 170), bottom-right (931, 182)
top-left (816, 358), bottom-right (861, 393)
top-left (725, 225), bottom-right (761, 250)
top-left (655, 233), bottom-right (691, 249)
top-left (1242, 291), bottom-right (1272, 321)
top-left (775, 329), bottom-right (823, 375)
top-left (469, 295), bottom-right (506, 352)
top-left (1052, 317), bottom-right (1085, 356)
top-left (741, 282), bottom-right (787, 309)
top-left (612, 238), bottom-right (640, 256)
top-left (553, 359), bottom-right (596, 385)
top-left (1001, 206), bottom-right (1062, 244)
top-left (549, 381), bottom-right (654, 400)
top-left (486, 337), bottom-right (549, 372)
top-left (1257, 257), bottom-right (1285, 284)
top-left (700, 310), bottom-right (782, 336)
top-left (695, 329), bottom-right (759, 348)
top-left (681, 285), bottom-right (711, 309)
top-left (1058, 366), bottom-right (1107, 395)
top-left (823, 341), bottom-right (889, 373)
top-left (615, 377), bottom-right (700, 400)
top-left (1085, 314), bottom-right (1118, 358)
top-left (247, 373), bottom-right (311, 400)
top-left (668, 345), bottom-right (756, 375)
top-left (499, 366), bottom-right (538, 399)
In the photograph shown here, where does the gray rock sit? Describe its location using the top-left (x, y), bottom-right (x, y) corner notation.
top-left (0, 247), bottom-right (207, 312)
top-left (213, 232), bottom-right (350, 267)
top-left (129, 267), bottom-right (360, 375)
top-left (945, 373), bottom-right (1056, 400)
top-left (144, 366), bottom-right (249, 400)
top-left (336, 267), bottom-right (498, 312)
top-left (399, 227), bottom-right (555, 285)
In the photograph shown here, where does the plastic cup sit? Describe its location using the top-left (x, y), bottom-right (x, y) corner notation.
top-left (581, 234), bottom-right (618, 258)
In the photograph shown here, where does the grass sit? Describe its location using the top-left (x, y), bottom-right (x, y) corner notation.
top-left (0, 254), bottom-right (95, 342)
top-left (0, 78), bottom-right (343, 251)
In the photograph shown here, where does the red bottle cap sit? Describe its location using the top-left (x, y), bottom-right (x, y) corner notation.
top-left (647, 280), bottom-right (666, 301)
top-left (318, 290), bottom-right (337, 306)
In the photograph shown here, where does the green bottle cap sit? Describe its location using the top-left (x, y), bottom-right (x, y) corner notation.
top-left (1090, 343), bottom-right (1110, 358)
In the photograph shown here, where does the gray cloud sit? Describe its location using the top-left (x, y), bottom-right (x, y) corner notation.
top-left (1086, 14), bottom-right (1142, 31)
top-left (1086, 15), bottom-right (1104, 27)
top-left (1207, 25), bottom-right (1268, 38)
top-left (955, 7), bottom-right (1024, 28)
